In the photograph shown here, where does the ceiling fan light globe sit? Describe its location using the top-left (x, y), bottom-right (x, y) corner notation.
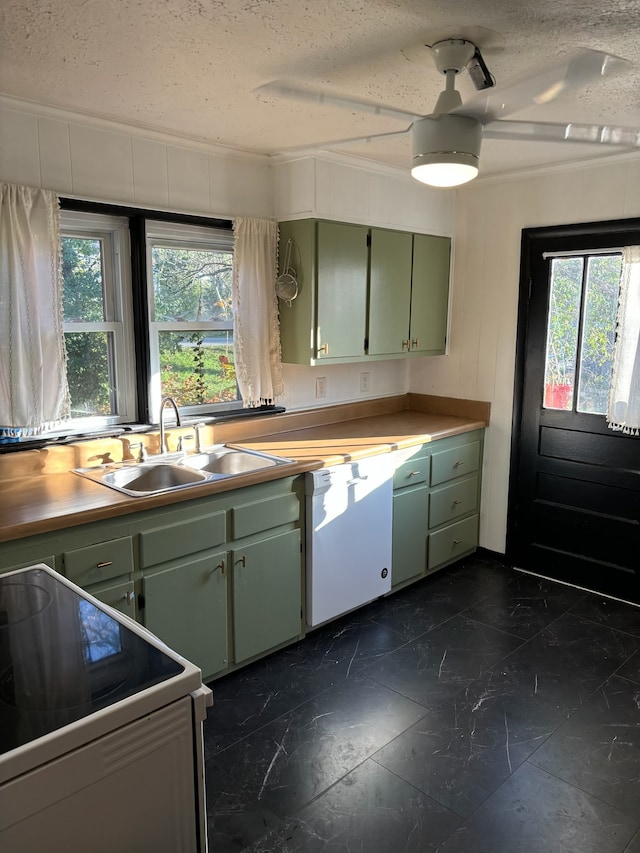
top-left (411, 159), bottom-right (478, 187)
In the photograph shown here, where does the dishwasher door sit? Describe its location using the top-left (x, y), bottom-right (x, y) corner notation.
top-left (305, 454), bottom-right (393, 627)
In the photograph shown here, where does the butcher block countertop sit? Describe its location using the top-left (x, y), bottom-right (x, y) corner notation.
top-left (0, 394), bottom-right (489, 543)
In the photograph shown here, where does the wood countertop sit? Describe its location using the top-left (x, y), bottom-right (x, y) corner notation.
top-left (0, 396), bottom-right (489, 543)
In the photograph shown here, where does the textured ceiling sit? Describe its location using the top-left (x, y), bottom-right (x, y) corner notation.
top-left (1, 0), bottom-right (640, 179)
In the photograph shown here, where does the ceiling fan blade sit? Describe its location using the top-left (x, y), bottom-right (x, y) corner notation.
top-left (276, 127), bottom-right (412, 154)
top-left (483, 119), bottom-right (640, 147)
top-left (455, 49), bottom-right (631, 124)
top-left (256, 81), bottom-right (422, 123)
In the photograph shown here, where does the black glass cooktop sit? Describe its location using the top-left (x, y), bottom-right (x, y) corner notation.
top-left (0, 567), bottom-right (184, 755)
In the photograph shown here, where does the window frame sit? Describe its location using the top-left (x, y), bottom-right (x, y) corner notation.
top-left (59, 210), bottom-right (136, 428)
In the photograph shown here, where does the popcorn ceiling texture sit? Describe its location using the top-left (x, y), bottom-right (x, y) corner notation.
top-left (1, 0), bottom-right (639, 176)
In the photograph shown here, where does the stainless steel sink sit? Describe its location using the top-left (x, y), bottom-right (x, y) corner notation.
top-left (179, 445), bottom-right (290, 476)
top-left (73, 445), bottom-right (292, 496)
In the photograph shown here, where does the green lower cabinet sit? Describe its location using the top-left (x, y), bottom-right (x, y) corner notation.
top-left (428, 515), bottom-right (479, 571)
top-left (392, 485), bottom-right (429, 588)
top-left (143, 550), bottom-right (228, 680)
top-left (89, 579), bottom-right (136, 621)
top-left (231, 529), bottom-right (302, 664)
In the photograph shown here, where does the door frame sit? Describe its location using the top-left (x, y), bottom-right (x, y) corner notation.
top-left (506, 215), bottom-right (640, 569)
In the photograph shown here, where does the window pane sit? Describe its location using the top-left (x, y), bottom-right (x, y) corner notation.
top-left (577, 255), bottom-right (622, 414)
top-left (151, 247), bottom-right (233, 322)
top-left (61, 237), bottom-right (106, 322)
top-left (64, 332), bottom-right (115, 416)
top-left (159, 331), bottom-right (238, 406)
top-left (543, 257), bottom-right (583, 410)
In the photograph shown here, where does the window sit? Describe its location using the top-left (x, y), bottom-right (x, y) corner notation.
top-left (56, 207), bottom-right (237, 434)
top-left (60, 211), bottom-right (135, 425)
top-left (543, 252), bottom-right (622, 413)
top-left (146, 221), bottom-right (237, 419)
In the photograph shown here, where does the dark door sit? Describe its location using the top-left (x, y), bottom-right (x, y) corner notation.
top-left (508, 219), bottom-right (640, 602)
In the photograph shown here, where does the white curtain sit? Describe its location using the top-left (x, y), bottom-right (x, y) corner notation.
top-left (232, 217), bottom-right (284, 407)
top-left (607, 245), bottom-right (640, 435)
top-left (0, 184), bottom-right (70, 435)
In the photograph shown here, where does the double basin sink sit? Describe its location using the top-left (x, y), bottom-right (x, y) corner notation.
top-left (74, 445), bottom-right (292, 497)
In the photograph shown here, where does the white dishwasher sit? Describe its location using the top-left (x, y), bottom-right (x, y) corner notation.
top-left (306, 453), bottom-right (394, 627)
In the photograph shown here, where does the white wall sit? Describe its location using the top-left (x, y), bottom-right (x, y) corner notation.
top-left (411, 153), bottom-right (640, 554)
top-left (0, 99), bottom-right (452, 414)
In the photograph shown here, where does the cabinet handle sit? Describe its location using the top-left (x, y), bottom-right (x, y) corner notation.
top-left (408, 470), bottom-right (422, 477)
top-left (453, 539), bottom-right (463, 545)
top-left (453, 460), bottom-right (464, 468)
top-left (213, 559), bottom-right (225, 575)
top-left (123, 591), bottom-right (134, 604)
top-left (402, 339), bottom-right (410, 350)
top-left (317, 343), bottom-right (328, 355)
top-left (96, 560), bottom-right (113, 568)
top-left (237, 555), bottom-right (246, 568)
top-left (453, 499), bottom-right (462, 505)
top-left (412, 339), bottom-right (419, 348)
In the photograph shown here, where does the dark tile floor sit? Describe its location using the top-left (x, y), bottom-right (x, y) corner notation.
top-left (203, 553), bottom-right (640, 852)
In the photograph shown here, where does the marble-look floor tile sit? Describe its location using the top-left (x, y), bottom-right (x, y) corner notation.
top-left (437, 762), bottom-right (639, 853)
top-left (625, 829), bottom-right (640, 852)
top-left (204, 613), bottom-right (406, 755)
top-left (205, 676), bottom-right (428, 850)
top-left (529, 674), bottom-right (640, 817)
top-left (243, 759), bottom-right (461, 852)
top-left (570, 595), bottom-right (640, 638)
top-left (363, 614), bottom-right (523, 711)
top-left (490, 613), bottom-right (639, 716)
top-left (373, 668), bottom-right (566, 817)
top-left (463, 571), bottom-right (586, 640)
top-left (365, 565), bottom-right (514, 642)
top-left (618, 652), bottom-right (640, 684)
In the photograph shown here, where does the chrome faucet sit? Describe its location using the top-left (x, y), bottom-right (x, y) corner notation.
top-left (159, 396), bottom-right (181, 453)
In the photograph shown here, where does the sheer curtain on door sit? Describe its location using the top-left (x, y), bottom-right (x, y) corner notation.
top-left (607, 245), bottom-right (640, 435)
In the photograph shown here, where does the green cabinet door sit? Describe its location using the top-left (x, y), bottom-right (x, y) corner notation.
top-left (316, 221), bottom-right (368, 359)
top-left (143, 550), bottom-right (228, 680)
top-left (410, 234), bottom-right (451, 354)
top-left (368, 228), bottom-right (413, 356)
top-left (392, 485), bottom-right (429, 588)
top-left (231, 528), bottom-right (302, 663)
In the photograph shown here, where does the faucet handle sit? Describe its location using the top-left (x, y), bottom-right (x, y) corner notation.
top-left (129, 441), bottom-right (147, 462)
top-left (177, 434), bottom-right (195, 454)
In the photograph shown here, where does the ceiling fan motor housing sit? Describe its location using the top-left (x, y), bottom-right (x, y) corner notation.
top-left (412, 114), bottom-right (483, 187)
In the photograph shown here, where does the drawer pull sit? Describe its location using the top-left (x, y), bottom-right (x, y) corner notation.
top-left (453, 539), bottom-right (463, 545)
top-left (453, 499), bottom-right (462, 505)
top-left (213, 559), bottom-right (225, 575)
top-left (408, 470), bottom-right (422, 477)
top-left (453, 461), bottom-right (464, 468)
top-left (96, 560), bottom-right (113, 568)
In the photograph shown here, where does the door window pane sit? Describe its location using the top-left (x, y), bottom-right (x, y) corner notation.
top-left (543, 257), bottom-right (583, 409)
top-left (158, 331), bottom-right (237, 406)
top-left (577, 255), bottom-right (622, 414)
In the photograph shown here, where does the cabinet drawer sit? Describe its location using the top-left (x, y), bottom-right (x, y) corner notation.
top-left (431, 440), bottom-right (480, 486)
top-left (428, 515), bottom-right (479, 570)
top-left (393, 455), bottom-right (430, 490)
top-left (231, 493), bottom-right (299, 540)
top-left (429, 476), bottom-right (479, 529)
top-left (89, 579), bottom-right (136, 621)
top-left (139, 511), bottom-right (226, 568)
top-left (64, 537), bottom-right (134, 586)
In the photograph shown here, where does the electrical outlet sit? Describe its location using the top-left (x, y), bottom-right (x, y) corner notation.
top-left (315, 376), bottom-right (327, 398)
top-left (360, 372), bottom-right (370, 393)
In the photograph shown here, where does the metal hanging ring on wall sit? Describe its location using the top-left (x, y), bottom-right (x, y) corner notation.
top-left (276, 239), bottom-right (299, 306)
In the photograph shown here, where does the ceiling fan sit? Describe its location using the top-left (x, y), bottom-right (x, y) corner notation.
top-left (257, 39), bottom-right (640, 188)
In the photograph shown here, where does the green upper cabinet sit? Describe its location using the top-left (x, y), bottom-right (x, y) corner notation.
top-left (278, 218), bottom-right (450, 364)
top-left (368, 228), bottom-right (414, 356)
top-left (278, 219), bottom-right (368, 364)
top-left (410, 233), bottom-right (451, 355)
